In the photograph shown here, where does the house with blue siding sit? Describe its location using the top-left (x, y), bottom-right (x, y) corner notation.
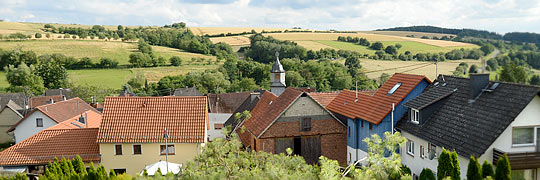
top-left (327, 73), bottom-right (431, 164)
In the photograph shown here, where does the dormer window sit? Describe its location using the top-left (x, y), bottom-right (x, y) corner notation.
top-left (387, 83), bottom-right (402, 95)
top-left (411, 108), bottom-right (419, 124)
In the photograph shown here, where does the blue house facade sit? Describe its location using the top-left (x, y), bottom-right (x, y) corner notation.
top-left (328, 73), bottom-right (430, 164)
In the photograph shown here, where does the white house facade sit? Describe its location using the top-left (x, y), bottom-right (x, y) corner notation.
top-left (12, 111), bottom-right (56, 143)
top-left (397, 74), bottom-right (540, 180)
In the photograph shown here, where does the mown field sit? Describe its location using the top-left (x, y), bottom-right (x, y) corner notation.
top-left (315, 40), bottom-right (473, 55)
top-left (0, 22), bottom-right (496, 93)
top-left (190, 27), bottom-right (300, 36)
top-left (0, 40), bottom-right (215, 65)
top-left (354, 59), bottom-right (483, 80)
top-left (68, 64), bottom-right (220, 89)
top-left (265, 32), bottom-right (478, 51)
top-left (365, 31), bottom-right (456, 38)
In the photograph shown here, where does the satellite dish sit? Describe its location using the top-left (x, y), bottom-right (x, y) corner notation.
top-left (429, 150), bottom-right (436, 160)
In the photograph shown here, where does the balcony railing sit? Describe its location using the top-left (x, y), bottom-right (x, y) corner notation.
top-left (493, 148), bottom-right (540, 170)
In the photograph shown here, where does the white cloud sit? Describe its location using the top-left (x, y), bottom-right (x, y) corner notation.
top-left (0, 0), bottom-right (539, 33)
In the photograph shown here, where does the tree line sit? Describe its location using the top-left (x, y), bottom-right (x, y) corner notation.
top-left (336, 36), bottom-right (486, 61)
top-left (41, 23), bottom-right (239, 61)
top-left (379, 25), bottom-right (540, 47)
top-left (376, 25), bottom-right (503, 40)
top-left (0, 48), bottom-right (119, 70)
top-left (124, 55), bottom-right (378, 96)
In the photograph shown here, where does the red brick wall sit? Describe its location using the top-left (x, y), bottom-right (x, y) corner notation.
top-left (321, 133), bottom-right (347, 166)
top-left (256, 119), bottom-right (346, 165)
top-left (260, 119), bottom-right (345, 138)
top-left (256, 138), bottom-right (274, 153)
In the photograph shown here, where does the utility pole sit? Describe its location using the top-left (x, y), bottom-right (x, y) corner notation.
top-left (163, 128), bottom-right (169, 173)
top-left (355, 81), bottom-right (358, 102)
top-left (435, 58), bottom-right (438, 78)
top-left (391, 103), bottom-right (395, 134)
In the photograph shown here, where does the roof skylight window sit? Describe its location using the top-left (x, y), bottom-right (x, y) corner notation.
top-left (387, 83), bottom-right (402, 96)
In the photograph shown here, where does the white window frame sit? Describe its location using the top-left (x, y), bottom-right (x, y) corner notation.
top-left (411, 109), bottom-right (419, 124)
top-left (407, 140), bottom-right (414, 156)
top-left (114, 144), bottom-right (123, 156)
top-left (160, 144), bottom-right (175, 155)
top-left (512, 126), bottom-right (536, 147)
top-left (420, 145), bottom-right (425, 159)
top-left (132, 144), bottom-right (142, 155)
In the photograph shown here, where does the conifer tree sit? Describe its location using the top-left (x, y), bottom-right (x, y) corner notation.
top-left (495, 154), bottom-right (511, 180)
top-left (72, 155), bottom-right (87, 174)
top-left (419, 168), bottom-right (436, 180)
top-left (467, 156), bottom-right (482, 180)
top-left (450, 150), bottom-right (460, 180)
top-left (482, 160), bottom-right (494, 178)
top-left (437, 149), bottom-right (453, 180)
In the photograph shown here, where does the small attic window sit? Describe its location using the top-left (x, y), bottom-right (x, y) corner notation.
top-left (387, 83), bottom-right (402, 96)
top-left (489, 83), bottom-right (500, 90)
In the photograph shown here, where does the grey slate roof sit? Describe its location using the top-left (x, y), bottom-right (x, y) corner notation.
top-left (223, 92), bottom-right (262, 130)
top-left (0, 93), bottom-right (26, 110)
top-left (396, 75), bottom-right (540, 157)
top-left (404, 86), bottom-right (455, 110)
top-left (45, 89), bottom-right (73, 99)
top-left (271, 58), bottom-right (285, 73)
top-left (173, 87), bottom-right (203, 96)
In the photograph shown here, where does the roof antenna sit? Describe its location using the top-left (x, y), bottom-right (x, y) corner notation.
top-left (355, 80), bottom-right (358, 102)
top-left (482, 57), bottom-right (487, 74)
top-left (85, 111), bottom-right (88, 128)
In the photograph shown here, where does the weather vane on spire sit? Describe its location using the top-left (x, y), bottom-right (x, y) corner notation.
top-left (275, 50), bottom-right (279, 59)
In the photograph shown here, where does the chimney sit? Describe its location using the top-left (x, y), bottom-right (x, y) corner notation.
top-left (78, 114), bottom-right (85, 124)
top-left (469, 74), bottom-right (490, 100)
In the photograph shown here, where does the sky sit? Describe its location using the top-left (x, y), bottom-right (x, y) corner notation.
top-left (1, 0), bottom-right (540, 34)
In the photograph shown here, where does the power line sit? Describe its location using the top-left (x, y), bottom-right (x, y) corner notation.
top-left (400, 63), bottom-right (434, 74)
top-left (363, 62), bottom-right (432, 74)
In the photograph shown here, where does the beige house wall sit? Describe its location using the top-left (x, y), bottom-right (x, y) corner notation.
top-left (0, 108), bottom-right (22, 143)
top-left (99, 143), bottom-right (202, 175)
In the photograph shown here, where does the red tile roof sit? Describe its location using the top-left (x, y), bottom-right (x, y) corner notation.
top-left (47, 110), bottom-right (102, 130)
top-left (327, 73), bottom-right (431, 125)
top-left (30, 95), bottom-right (64, 108)
top-left (309, 92), bottom-right (341, 107)
top-left (0, 128), bottom-right (100, 165)
top-left (8, 97), bottom-right (98, 132)
top-left (240, 88), bottom-right (302, 137)
top-left (97, 96), bottom-right (208, 143)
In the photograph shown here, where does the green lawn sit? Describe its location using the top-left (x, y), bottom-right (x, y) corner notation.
top-left (0, 40), bottom-right (215, 65)
top-left (68, 69), bottom-right (134, 89)
top-left (315, 40), bottom-right (477, 55)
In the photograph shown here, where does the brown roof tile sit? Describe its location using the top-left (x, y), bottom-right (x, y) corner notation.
top-left (0, 128), bottom-right (100, 165)
top-left (207, 92), bottom-right (251, 113)
top-left (30, 95), bottom-right (64, 108)
top-left (309, 92), bottom-right (341, 107)
top-left (97, 96), bottom-right (208, 143)
top-left (327, 73), bottom-right (431, 124)
top-left (47, 110), bottom-right (102, 130)
top-left (240, 88), bottom-right (302, 137)
top-left (8, 97), bottom-right (98, 132)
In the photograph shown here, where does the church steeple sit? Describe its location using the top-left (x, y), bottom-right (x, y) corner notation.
top-left (270, 51), bottom-right (286, 96)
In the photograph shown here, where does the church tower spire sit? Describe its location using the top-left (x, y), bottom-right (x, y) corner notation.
top-left (270, 51), bottom-right (286, 96)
